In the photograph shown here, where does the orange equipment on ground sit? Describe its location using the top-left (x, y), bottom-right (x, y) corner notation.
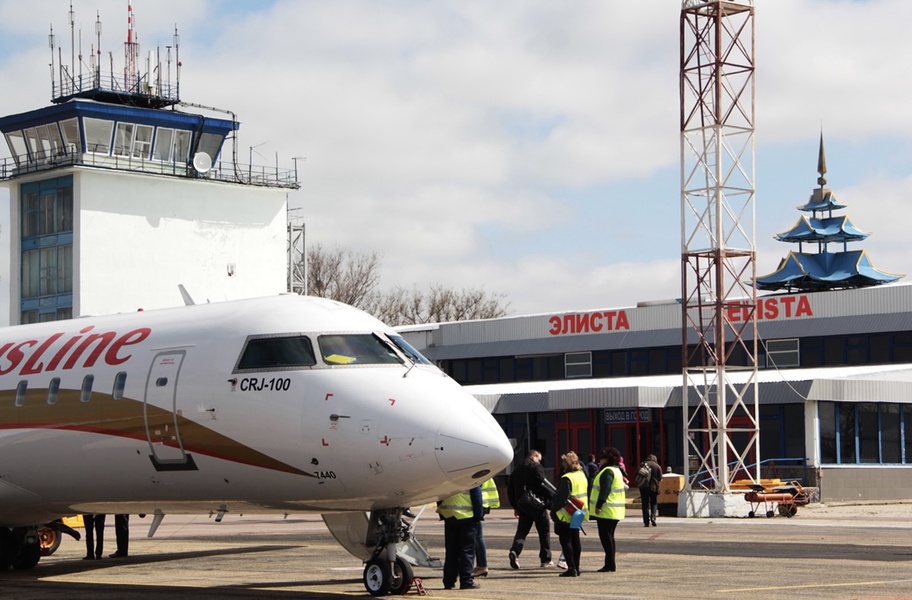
top-left (744, 481), bottom-right (810, 518)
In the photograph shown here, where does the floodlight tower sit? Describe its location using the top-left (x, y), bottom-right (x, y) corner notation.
top-left (679, 0), bottom-right (759, 499)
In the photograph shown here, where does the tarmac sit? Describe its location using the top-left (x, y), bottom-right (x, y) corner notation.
top-left (1, 501), bottom-right (911, 600)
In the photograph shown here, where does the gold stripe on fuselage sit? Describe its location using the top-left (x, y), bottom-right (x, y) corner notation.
top-left (0, 388), bottom-right (315, 478)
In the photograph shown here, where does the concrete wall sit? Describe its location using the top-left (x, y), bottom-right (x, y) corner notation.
top-left (818, 467), bottom-right (911, 502)
top-left (77, 170), bottom-right (287, 315)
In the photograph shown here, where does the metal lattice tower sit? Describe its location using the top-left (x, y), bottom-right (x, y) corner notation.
top-left (680, 0), bottom-right (759, 493)
top-left (287, 219), bottom-right (307, 295)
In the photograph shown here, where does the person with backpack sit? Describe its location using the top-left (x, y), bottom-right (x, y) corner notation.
top-left (506, 449), bottom-right (555, 569)
top-left (635, 454), bottom-right (663, 527)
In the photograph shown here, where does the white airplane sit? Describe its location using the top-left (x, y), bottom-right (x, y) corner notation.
top-left (0, 294), bottom-right (513, 596)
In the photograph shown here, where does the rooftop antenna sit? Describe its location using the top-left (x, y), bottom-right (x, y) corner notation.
top-left (174, 25), bottom-right (181, 100)
top-left (48, 24), bottom-right (56, 95)
top-left (95, 11), bottom-right (102, 89)
top-left (68, 0), bottom-right (75, 88)
top-left (125, 1), bottom-right (139, 93)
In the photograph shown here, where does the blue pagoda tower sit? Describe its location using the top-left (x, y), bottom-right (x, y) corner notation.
top-left (755, 135), bottom-right (903, 292)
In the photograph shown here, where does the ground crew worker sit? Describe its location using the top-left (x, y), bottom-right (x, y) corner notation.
top-left (589, 447), bottom-right (626, 573)
top-left (82, 513), bottom-right (106, 560)
top-left (437, 486), bottom-right (483, 590)
top-left (550, 451), bottom-right (589, 577)
top-left (474, 478), bottom-right (500, 577)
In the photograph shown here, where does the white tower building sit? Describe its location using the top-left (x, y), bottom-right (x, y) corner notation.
top-left (0, 7), bottom-right (297, 323)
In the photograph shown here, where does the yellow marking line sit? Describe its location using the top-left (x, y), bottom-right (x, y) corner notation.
top-left (720, 578), bottom-right (912, 593)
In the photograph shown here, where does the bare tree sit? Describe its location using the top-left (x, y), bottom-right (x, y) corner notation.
top-left (306, 245), bottom-right (510, 325)
top-left (373, 284), bottom-right (510, 325)
top-left (307, 243), bottom-right (382, 307)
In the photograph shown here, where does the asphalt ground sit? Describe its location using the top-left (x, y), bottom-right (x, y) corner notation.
top-left (1, 502), bottom-right (911, 600)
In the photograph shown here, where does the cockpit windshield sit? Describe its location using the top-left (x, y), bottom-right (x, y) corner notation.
top-left (318, 334), bottom-right (404, 365)
top-left (388, 334), bottom-right (433, 365)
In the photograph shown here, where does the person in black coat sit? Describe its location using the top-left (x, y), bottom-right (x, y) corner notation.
top-left (109, 514), bottom-right (129, 558)
top-left (506, 449), bottom-right (555, 569)
top-left (82, 513), bottom-right (106, 560)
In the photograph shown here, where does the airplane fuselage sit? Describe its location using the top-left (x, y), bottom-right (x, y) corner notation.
top-left (0, 295), bottom-right (512, 526)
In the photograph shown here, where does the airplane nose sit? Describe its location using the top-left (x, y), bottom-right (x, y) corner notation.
top-left (435, 412), bottom-right (513, 482)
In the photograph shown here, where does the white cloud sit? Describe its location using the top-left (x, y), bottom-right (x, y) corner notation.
top-left (0, 1), bottom-right (910, 324)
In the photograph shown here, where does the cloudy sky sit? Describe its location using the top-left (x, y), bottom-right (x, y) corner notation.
top-left (0, 0), bottom-right (910, 320)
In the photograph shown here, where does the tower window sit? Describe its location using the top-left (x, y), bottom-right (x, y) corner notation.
top-left (83, 117), bottom-right (113, 154)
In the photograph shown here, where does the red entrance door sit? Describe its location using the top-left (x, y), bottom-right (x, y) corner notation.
top-left (555, 410), bottom-right (597, 469)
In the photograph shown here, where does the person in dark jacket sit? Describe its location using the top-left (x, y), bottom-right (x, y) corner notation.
top-left (506, 449), bottom-right (555, 569)
top-left (109, 514), bottom-right (129, 558)
top-left (82, 513), bottom-right (106, 560)
top-left (637, 454), bottom-right (663, 527)
top-left (585, 454), bottom-right (599, 489)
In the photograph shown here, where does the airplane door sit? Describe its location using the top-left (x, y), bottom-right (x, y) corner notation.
top-left (144, 350), bottom-right (191, 468)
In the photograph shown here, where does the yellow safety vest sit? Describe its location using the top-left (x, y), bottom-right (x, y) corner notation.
top-left (481, 479), bottom-right (500, 509)
top-left (437, 491), bottom-right (473, 520)
top-left (589, 466), bottom-right (626, 520)
top-left (557, 469), bottom-right (589, 524)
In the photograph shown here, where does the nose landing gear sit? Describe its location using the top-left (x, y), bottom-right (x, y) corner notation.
top-left (362, 508), bottom-right (416, 596)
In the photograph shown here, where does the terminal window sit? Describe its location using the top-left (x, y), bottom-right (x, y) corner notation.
top-left (565, 352), bottom-right (592, 378)
top-left (765, 338), bottom-right (799, 368)
top-left (819, 401), bottom-right (909, 465)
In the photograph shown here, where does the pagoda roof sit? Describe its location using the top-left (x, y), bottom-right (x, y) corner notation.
top-left (754, 250), bottom-right (903, 292)
top-left (775, 215), bottom-right (869, 244)
top-left (797, 189), bottom-right (846, 213)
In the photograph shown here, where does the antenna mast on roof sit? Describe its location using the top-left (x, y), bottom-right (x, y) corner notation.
top-left (48, 2), bottom-right (181, 108)
top-left (124, 2), bottom-right (138, 93)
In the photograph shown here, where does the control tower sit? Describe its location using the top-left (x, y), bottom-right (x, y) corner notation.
top-left (0, 4), bottom-right (299, 324)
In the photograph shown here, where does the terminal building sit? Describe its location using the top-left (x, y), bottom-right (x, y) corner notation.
top-left (401, 284), bottom-right (912, 503)
top-left (400, 146), bottom-right (911, 504)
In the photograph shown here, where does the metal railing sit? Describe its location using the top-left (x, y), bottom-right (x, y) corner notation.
top-left (0, 152), bottom-right (298, 189)
top-left (690, 457), bottom-right (810, 490)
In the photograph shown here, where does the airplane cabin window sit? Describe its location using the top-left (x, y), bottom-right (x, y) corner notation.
top-left (113, 371), bottom-right (127, 399)
top-left (318, 334), bottom-right (403, 366)
top-left (156, 377), bottom-right (168, 387)
top-left (80, 374), bottom-right (94, 403)
top-left (237, 335), bottom-right (317, 371)
top-left (47, 377), bottom-right (60, 405)
top-left (15, 380), bottom-right (27, 407)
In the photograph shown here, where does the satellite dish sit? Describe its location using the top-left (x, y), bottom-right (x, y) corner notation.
top-left (192, 151), bottom-right (212, 174)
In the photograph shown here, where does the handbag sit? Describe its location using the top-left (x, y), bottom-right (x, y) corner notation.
top-left (517, 489), bottom-right (546, 514)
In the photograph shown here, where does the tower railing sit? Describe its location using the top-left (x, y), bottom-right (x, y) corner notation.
top-left (0, 151), bottom-right (298, 189)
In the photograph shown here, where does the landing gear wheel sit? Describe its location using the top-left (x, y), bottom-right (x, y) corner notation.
top-left (38, 526), bottom-right (61, 556)
top-left (11, 542), bottom-right (40, 570)
top-left (364, 557), bottom-right (392, 597)
top-left (0, 528), bottom-right (14, 572)
top-left (390, 557), bottom-right (414, 595)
